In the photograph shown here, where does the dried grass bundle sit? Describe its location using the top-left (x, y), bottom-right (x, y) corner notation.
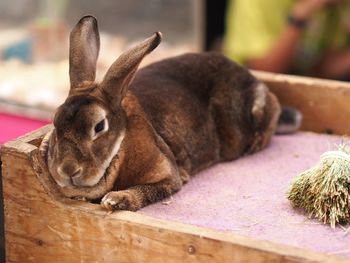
top-left (287, 144), bottom-right (350, 228)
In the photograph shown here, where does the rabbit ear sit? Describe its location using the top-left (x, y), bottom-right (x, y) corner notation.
top-left (101, 32), bottom-right (162, 104)
top-left (69, 15), bottom-right (100, 89)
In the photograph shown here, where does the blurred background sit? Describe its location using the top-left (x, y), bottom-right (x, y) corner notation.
top-left (1, 0), bottom-right (350, 260)
top-left (0, 0), bottom-right (350, 143)
top-left (0, 0), bottom-right (205, 144)
top-left (0, 0), bottom-right (203, 141)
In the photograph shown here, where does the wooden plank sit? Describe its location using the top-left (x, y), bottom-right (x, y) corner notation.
top-left (253, 70), bottom-right (350, 135)
top-left (1, 131), bottom-right (348, 262)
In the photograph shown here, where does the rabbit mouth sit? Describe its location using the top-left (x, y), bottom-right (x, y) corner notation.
top-left (35, 128), bottom-right (126, 200)
top-left (71, 129), bottom-right (126, 187)
top-left (69, 169), bottom-right (102, 187)
top-left (70, 172), bottom-right (85, 187)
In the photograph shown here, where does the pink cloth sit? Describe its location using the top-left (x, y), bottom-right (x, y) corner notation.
top-left (0, 113), bottom-right (49, 144)
top-left (140, 132), bottom-right (350, 259)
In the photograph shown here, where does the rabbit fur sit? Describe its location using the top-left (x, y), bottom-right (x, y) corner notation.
top-left (42, 16), bottom-right (281, 211)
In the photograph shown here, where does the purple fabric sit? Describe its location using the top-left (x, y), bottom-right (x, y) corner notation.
top-left (140, 132), bottom-right (350, 258)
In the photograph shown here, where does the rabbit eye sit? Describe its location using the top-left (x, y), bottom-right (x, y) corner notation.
top-left (94, 119), bottom-right (105, 134)
top-left (92, 118), bottom-right (109, 140)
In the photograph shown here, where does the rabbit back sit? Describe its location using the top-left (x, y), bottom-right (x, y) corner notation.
top-left (129, 52), bottom-right (278, 174)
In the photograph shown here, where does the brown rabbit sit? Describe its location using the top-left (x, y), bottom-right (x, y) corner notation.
top-left (42, 15), bottom-right (292, 211)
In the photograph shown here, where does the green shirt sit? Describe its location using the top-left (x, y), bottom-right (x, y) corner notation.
top-left (224, 0), bottom-right (350, 74)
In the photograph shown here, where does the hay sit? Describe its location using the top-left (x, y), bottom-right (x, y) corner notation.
top-left (287, 144), bottom-right (350, 228)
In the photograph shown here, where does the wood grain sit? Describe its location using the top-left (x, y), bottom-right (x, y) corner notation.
top-left (1, 130), bottom-right (348, 262)
top-left (254, 70), bottom-right (350, 135)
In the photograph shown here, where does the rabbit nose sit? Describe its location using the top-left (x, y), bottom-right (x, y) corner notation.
top-left (58, 162), bottom-right (82, 178)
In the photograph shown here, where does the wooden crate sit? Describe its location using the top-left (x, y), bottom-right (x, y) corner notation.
top-left (1, 71), bottom-right (350, 263)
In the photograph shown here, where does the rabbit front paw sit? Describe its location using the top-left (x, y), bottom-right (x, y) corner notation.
top-left (101, 190), bottom-right (141, 211)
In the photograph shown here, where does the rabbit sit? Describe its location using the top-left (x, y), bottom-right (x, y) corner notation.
top-left (42, 15), bottom-right (299, 211)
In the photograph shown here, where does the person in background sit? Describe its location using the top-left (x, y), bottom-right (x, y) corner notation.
top-left (224, 0), bottom-right (350, 80)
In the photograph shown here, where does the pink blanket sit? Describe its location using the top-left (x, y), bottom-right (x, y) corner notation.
top-left (141, 132), bottom-right (350, 259)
